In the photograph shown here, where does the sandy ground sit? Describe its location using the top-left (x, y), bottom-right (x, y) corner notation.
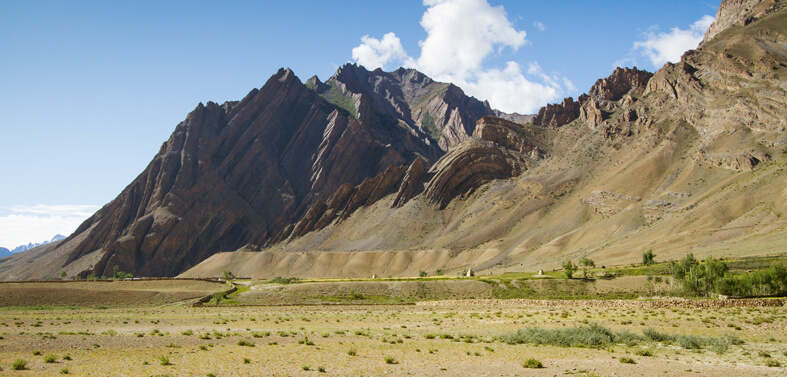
top-left (0, 279), bottom-right (228, 308)
top-left (0, 300), bottom-right (785, 376)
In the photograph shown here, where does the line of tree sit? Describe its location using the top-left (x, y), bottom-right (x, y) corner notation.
top-left (669, 253), bottom-right (787, 297)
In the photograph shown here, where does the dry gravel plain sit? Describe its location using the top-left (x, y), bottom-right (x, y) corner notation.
top-left (0, 281), bottom-right (785, 376)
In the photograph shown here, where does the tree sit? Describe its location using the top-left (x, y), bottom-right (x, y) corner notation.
top-left (222, 270), bottom-right (235, 280)
top-left (419, 270), bottom-right (427, 277)
top-left (113, 265), bottom-right (133, 279)
top-left (642, 250), bottom-right (656, 266)
top-left (60, 271), bottom-right (67, 279)
top-left (579, 257), bottom-right (595, 278)
top-left (562, 260), bottom-right (577, 279)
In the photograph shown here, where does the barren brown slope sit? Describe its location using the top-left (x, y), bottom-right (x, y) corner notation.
top-left (187, 3), bottom-right (787, 279)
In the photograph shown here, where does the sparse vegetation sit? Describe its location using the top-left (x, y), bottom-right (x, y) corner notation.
top-left (642, 250), bottom-right (656, 266)
top-left (562, 260), bottom-right (578, 279)
top-left (522, 358), bottom-right (543, 368)
top-left (12, 359), bottom-right (27, 370)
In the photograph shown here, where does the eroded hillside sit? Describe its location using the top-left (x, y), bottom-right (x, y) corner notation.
top-left (185, 3), bottom-right (787, 279)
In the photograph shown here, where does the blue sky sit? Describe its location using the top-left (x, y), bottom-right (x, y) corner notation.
top-left (0, 0), bottom-right (720, 249)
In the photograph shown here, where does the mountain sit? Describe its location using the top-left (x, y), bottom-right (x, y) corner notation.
top-left (182, 0), bottom-right (787, 278)
top-left (0, 64), bottom-right (505, 279)
top-left (1, 0), bottom-right (785, 280)
top-left (1, 234), bottom-right (67, 257)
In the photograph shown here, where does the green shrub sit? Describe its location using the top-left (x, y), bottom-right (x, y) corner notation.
top-left (642, 250), bottom-right (656, 266)
top-left (237, 339), bottom-right (255, 347)
top-left (269, 276), bottom-right (300, 284)
top-left (12, 358), bottom-right (27, 370)
top-left (562, 260), bottom-right (577, 279)
top-left (765, 359), bottom-right (781, 367)
top-left (619, 357), bottom-right (636, 364)
top-left (500, 324), bottom-right (640, 348)
top-left (317, 366), bottom-right (326, 372)
top-left (347, 347), bottom-right (357, 356)
top-left (159, 356), bottom-right (170, 365)
top-left (634, 349), bottom-right (653, 357)
top-left (44, 354), bottom-right (57, 363)
top-left (384, 355), bottom-right (397, 364)
top-left (522, 358), bottom-right (543, 368)
top-left (60, 367), bottom-right (69, 374)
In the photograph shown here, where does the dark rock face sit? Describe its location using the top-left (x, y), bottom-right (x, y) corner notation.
top-left (318, 65), bottom-right (496, 151)
top-left (392, 157), bottom-right (426, 208)
top-left (61, 68), bottom-right (443, 277)
top-left (58, 65), bottom-right (519, 277)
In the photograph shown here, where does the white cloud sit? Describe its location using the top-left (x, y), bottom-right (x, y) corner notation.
top-left (633, 15), bottom-right (715, 67)
top-left (351, 32), bottom-right (408, 71)
top-left (350, 0), bottom-right (571, 114)
top-left (533, 21), bottom-right (546, 31)
top-left (0, 204), bottom-right (99, 249)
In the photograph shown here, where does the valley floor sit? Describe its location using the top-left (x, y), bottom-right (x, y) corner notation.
top-left (0, 299), bottom-right (785, 376)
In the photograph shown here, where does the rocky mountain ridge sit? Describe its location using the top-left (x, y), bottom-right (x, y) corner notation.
top-left (0, 63), bottom-right (518, 279)
top-left (0, 234), bottom-right (65, 258)
top-left (181, 1), bottom-right (787, 278)
top-left (1, 0), bottom-right (785, 280)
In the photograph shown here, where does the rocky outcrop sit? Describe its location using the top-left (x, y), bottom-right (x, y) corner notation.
top-left (697, 148), bottom-right (772, 171)
top-left (421, 116), bottom-right (551, 209)
top-left (474, 116), bottom-right (548, 159)
top-left (532, 97), bottom-right (583, 128)
top-left (392, 157), bottom-right (426, 208)
top-left (587, 67), bottom-right (653, 103)
top-left (340, 164), bottom-right (408, 220)
top-left (423, 138), bottom-right (529, 209)
top-left (701, 0), bottom-right (782, 45)
top-left (580, 67), bottom-right (653, 129)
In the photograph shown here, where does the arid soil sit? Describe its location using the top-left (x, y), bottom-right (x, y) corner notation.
top-left (0, 281), bottom-right (785, 376)
top-left (0, 279), bottom-right (227, 308)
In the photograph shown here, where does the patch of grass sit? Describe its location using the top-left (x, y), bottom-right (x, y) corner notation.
top-left (60, 367), bottom-right (69, 374)
top-left (320, 83), bottom-right (357, 117)
top-left (522, 358), bottom-right (543, 368)
top-left (347, 347), bottom-right (357, 356)
top-left (765, 359), bottom-right (781, 367)
top-left (159, 356), bottom-right (170, 366)
top-left (318, 366), bottom-right (326, 373)
top-left (243, 357), bottom-right (250, 364)
top-left (634, 349), bottom-right (653, 357)
top-left (384, 355), bottom-right (397, 364)
top-left (619, 357), bottom-right (636, 364)
top-left (500, 324), bottom-right (641, 348)
top-left (237, 339), bottom-right (255, 347)
top-left (44, 354), bottom-right (57, 363)
top-left (12, 358), bottom-right (27, 370)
